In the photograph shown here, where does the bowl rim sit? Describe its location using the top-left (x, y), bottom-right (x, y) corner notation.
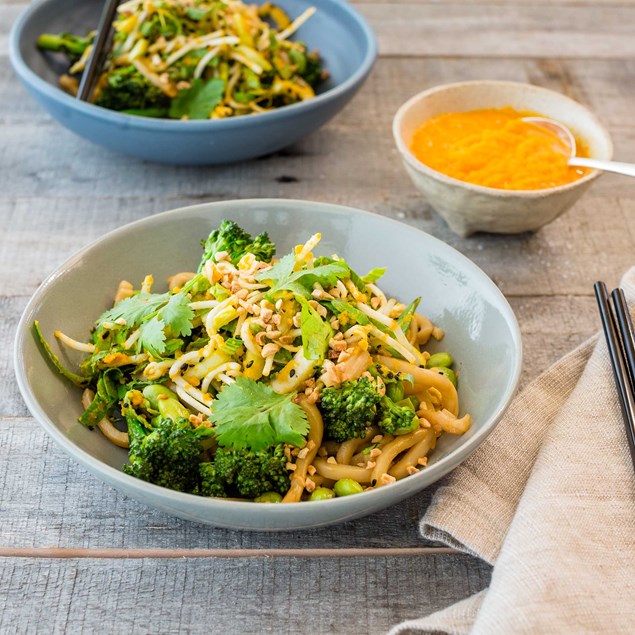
top-left (9, 0), bottom-right (377, 130)
top-left (392, 79), bottom-right (614, 197)
top-left (13, 198), bottom-right (523, 518)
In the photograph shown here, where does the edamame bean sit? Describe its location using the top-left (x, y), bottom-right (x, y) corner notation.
top-left (308, 487), bottom-right (336, 502)
top-left (436, 367), bottom-right (457, 387)
top-left (427, 352), bottom-right (454, 369)
top-left (142, 384), bottom-right (190, 419)
top-left (334, 479), bottom-right (364, 497)
top-left (254, 492), bottom-right (282, 503)
top-left (385, 381), bottom-right (405, 403)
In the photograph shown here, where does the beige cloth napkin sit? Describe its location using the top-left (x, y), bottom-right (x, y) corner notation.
top-left (389, 269), bottom-right (635, 635)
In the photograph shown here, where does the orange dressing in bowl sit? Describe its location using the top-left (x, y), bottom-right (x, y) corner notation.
top-left (410, 107), bottom-right (589, 190)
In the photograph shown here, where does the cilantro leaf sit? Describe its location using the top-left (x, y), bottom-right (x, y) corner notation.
top-left (361, 267), bottom-right (386, 284)
top-left (138, 316), bottom-right (167, 358)
top-left (97, 292), bottom-right (168, 328)
top-left (169, 78), bottom-right (226, 120)
top-left (210, 377), bottom-right (309, 451)
top-left (161, 293), bottom-right (194, 337)
top-left (255, 253), bottom-right (349, 298)
top-left (296, 296), bottom-right (332, 360)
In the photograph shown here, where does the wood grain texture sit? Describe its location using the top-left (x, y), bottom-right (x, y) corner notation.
top-left (0, 556), bottom-right (491, 634)
top-left (2, 0), bottom-right (634, 630)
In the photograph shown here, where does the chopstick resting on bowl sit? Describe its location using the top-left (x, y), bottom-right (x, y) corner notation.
top-left (594, 281), bottom-right (635, 470)
top-left (77, 0), bottom-right (121, 101)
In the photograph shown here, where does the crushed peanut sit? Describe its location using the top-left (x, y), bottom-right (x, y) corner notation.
top-left (380, 473), bottom-right (396, 485)
top-left (297, 447), bottom-right (309, 460)
top-left (406, 466), bottom-right (420, 475)
top-left (326, 456), bottom-right (337, 465)
top-left (261, 343), bottom-right (280, 357)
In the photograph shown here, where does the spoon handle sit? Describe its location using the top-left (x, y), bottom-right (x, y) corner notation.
top-left (569, 157), bottom-right (635, 178)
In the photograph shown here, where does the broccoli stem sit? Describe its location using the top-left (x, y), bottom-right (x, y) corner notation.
top-left (143, 384), bottom-right (190, 420)
top-left (37, 33), bottom-right (92, 58)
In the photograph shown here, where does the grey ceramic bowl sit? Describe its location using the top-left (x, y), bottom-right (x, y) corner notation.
top-left (10, 0), bottom-right (376, 165)
top-left (393, 81), bottom-right (614, 237)
top-left (14, 199), bottom-right (522, 530)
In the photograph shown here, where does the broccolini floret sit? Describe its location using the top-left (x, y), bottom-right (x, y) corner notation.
top-left (198, 445), bottom-right (289, 498)
top-left (124, 413), bottom-right (211, 492)
top-left (320, 377), bottom-right (381, 442)
top-left (376, 396), bottom-right (419, 436)
top-left (37, 32), bottom-right (93, 61)
top-left (94, 66), bottom-right (171, 114)
top-left (198, 220), bottom-right (276, 271)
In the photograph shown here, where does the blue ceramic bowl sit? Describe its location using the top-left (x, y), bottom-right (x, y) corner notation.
top-left (10, 0), bottom-right (376, 165)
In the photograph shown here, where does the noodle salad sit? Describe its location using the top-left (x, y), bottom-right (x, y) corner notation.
top-left (37, 0), bottom-right (325, 119)
top-left (35, 221), bottom-right (471, 503)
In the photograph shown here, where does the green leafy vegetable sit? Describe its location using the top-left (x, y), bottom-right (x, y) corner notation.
top-left (361, 267), bottom-right (386, 284)
top-left (79, 368), bottom-right (122, 427)
top-left (161, 293), bottom-right (195, 338)
top-left (98, 289), bottom-right (195, 358)
top-left (169, 78), bottom-right (226, 120)
top-left (137, 316), bottom-right (167, 358)
top-left (186, 6), bottom-right (211, 20)
top-left (327, 299), bottom-right (370, 326)
top-left (296, 296), bottom-right (333, 360)
top-left (210, 377), bottom-right (309, 451)
top-left (255, 253), bottom-right (349, 298)
top-left (97, 292), bottom-right (168, 328)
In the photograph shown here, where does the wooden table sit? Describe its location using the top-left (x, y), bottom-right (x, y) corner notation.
top-left (2, 1), bottom-right (633, 631)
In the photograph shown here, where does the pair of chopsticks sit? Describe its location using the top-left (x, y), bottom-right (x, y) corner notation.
top-left (77, 0), bottom-right (121, 102)
top-left (594, 282), bottom-right (635, 470)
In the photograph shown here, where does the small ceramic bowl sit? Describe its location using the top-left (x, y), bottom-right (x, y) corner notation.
top-left (10, 0), bottom-right (376, 165)
top-left (393, 81), bottom-right (614, 237)
top-left (14, 199), bottom-right (522, 530)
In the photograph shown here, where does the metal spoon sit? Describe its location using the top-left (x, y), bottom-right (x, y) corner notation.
top-left (523, 116), bottom-right (635, 178)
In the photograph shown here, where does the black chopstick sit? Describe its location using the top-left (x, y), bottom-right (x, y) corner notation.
top-left (594, 281), bottom-right (635, 470)
top-left (77, 0), bottom-right (121, 101)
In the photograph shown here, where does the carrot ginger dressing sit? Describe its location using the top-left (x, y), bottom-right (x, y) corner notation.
top-left (410, 107), bottom-right (589, 190)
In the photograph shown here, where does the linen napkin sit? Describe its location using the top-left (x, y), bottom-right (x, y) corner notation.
top-left (389, 269), bottom-right (635, 634)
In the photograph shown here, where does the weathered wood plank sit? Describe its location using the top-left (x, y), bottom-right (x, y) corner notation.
top-left (5, 2), bottom-right (635, 59)
top-left (2, 188), bottom-right (632, 300)
top-left (0, 556), bottom-right (491, 634)
top-left (2, 56), bottom-right (635, 199)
